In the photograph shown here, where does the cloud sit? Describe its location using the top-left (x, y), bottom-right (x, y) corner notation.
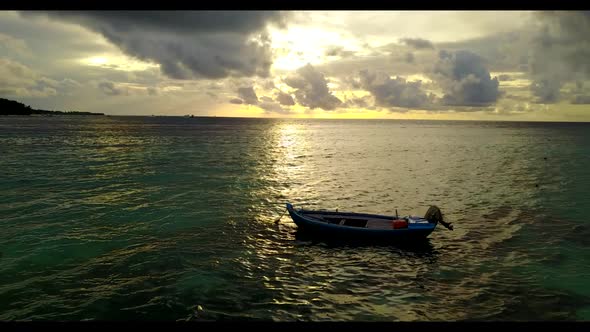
top-left (315, 47), bottom-right (439, 86)
top-left (60, 78), bottom-right (83, 90)
top-left (262, 79), bottom-right (276, 90)
top-left (490, 100), bottom-right (533, 115)
top-left (229, 98), bottom-right (243, 104)
top-left (400, 38), bottom-right (435, 49)
top-left (436, 30), bottom-right (531, 73)
top-left (357, 69), bottom-right (433, 108)
top-left (1, 12), bottom-right (151, 87)
top-left (275, 90), bottom-right (295, 105)
top-left (572, 95), bottom-right (590, 104)
top-left (433, 50), bottom-right (500, 106)
top-left (0, 32), bottom-right (31, 57)
top-left (6, 10), bottom-right (588, 119)
top-left (30, 77), bottom-right (59, 96)
top-left (284, 64), bottom-right (342, 110)
top-left (343, 94), bottom-right (374, 109)
top-left (258, 96), bottom-right (291, 114)
top-left (305, 11), bottom-right (531, 45)
top-left (325, 45), bottom-right (355, 57)
top-left (535, 12), bottom-right (590, 75)
top-left (0, 57), bottom-right (63, 97)
top-left (342, 75), bottom-right (362, 90)
top-left (504, 93), bottom-right (532, 102)
top-left (425, 22), bottom-right (589, 104)
top-left (21, 11), bottom-right (288, 80)
top-left (531, 79), bottom-right (560, 103)
top-left (147, 87), bottom-right (158, 96)
top-left (237, 86), bottom-right (259, 104)
top-left (0, 57), bottom-right (37, 84)
top-left (527, 12), bottom-right (590, 102)
top-left (98, 80), bottom-right (123, 96)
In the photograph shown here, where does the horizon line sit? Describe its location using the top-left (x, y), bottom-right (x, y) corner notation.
top-left (103, 114), bottom-right (590, 123)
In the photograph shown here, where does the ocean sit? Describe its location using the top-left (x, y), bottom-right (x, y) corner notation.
top-left (1, 116), bottom-right (589, 321)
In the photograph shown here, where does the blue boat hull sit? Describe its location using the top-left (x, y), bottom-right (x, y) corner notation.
top-left (286, 203), bottom-right (436, 243)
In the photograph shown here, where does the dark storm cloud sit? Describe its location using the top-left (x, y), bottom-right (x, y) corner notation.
top-left (237, 86), bottom-right (259, 105)
top-left (418, 19), bottom-right (589, 105)
top-left (1, 13), bottom-right (175, 96)
top-left (341, 74), bottom-right (362, 90)
top-left (433, 50), bottom-right (500, 106)
top-left (284, 64), bottom-right (342, 111)
top-left (572, 95), bottom-right (590, 104)
top-left (315, 46), bottom-right (439, 88)
top-left (258, 96), bottom-right (291, 114)
top-left (531, 79), bottom-right (560, 103)
top-left (400, 38), bottom-right (435, 49)
top-left (275, 91), bottom-right (295, 106)
top-left (535, 11), bottom-right (590, 75)
top-left (529, 11), bottom-right (590, 103)
top-left (437, 31), bottom-right (529, 73)
top-left (98, 81), bottom-right (122, 96)
top-left (229, 98), bottom-right (243, 104)
top-left (343, 95), bottom-right (374, 109)
top-left (357, 69), bottom-right (432, 108)
top-left (262, 79), bottom-right (276, 90)
top-left (20, 11), bottom-right (287, 80)
top-left (147, 87), bottom-right (158, 96)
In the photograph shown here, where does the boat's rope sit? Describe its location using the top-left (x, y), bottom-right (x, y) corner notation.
top-left (274, 208), bottom-right (288, 224)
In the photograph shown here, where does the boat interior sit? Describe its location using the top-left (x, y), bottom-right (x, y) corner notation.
top-left (304, 213), bottom-right (401, 229)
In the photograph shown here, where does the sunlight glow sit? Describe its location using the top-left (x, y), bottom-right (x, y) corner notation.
top-left (80, 55), bottom-right (158, 72)
top-left (269, 26), bottom-right (361, 72)
top-left (87, 56), bottom-right (108, 65)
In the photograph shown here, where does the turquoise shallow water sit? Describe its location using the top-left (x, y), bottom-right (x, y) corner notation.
top-left (0, 116), bottom-right (589, 321)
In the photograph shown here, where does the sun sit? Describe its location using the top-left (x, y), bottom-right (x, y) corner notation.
top-left (86, 56), bottom-right (109, 66)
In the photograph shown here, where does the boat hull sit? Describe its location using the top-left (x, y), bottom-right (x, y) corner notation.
top-left (286, 203), bottom-right (436, 243)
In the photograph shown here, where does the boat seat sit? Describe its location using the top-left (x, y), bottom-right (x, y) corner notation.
top-left (365, 219), bottom-right (393, 229)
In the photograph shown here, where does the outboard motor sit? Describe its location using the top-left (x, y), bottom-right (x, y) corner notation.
top-left (425, 205), bottom-right (454, 230)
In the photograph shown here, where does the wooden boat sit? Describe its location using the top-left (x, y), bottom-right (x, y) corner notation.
top-left (285, 203), bottom-right (453, 242)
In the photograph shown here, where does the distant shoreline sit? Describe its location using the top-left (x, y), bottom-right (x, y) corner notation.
top-left (0, 98), bottom-right (104, 116)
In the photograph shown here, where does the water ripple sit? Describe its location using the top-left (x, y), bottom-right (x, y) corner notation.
top-left (0, 117), bottom-right (589, 320)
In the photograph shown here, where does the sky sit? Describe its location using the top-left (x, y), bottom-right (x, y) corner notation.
top-left (1, 10), bottom-right (590, 121)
